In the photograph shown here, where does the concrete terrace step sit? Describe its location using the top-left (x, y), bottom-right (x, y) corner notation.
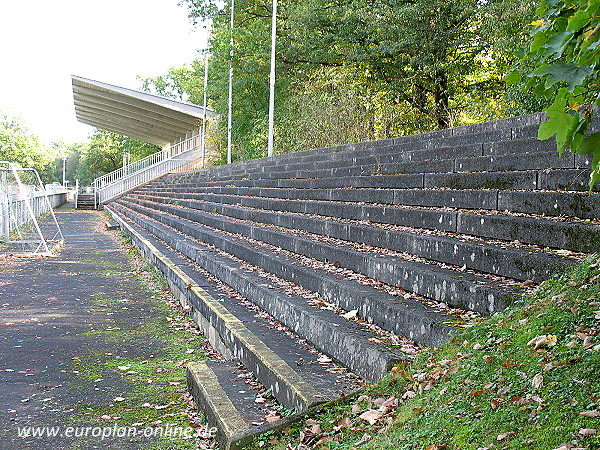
top-left (116, 197), bottom-right (471, 332)
top-left (187, 359), bottom-right (326, 449)
top-left (140, 181), bottom-right (600, 220)
top-left (171, 113), bottom-right (545, 179)
top-left (110, 202), bottom-right (405, 381)
top-left (125, 192), bottom-right (574, 284)
top-left (162, 168), bottom-right (598, 192)
top-left (207, 134), bottom-right (560, 178)
top-left (168, 147), bottom-right (589, 184)
top-left (107, 205), bottom-right (357, 408)
top-left (129, 189), bottom-right (600, 253)
top-left (108, 206), bottom-right (372, 448)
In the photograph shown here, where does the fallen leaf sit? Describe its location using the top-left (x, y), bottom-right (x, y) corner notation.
top-left (527, 334), bottom-right (558, 350)
top-left (532, 373), bottom-right (544, 389)
top-left (265, 412), bottom-right (281, 423)
top-left (469, 390), bottom-right (486, 397)
top-left (113, 397), bottom-right (125, 402)
top-left (579, 428), bottom-right (597, 436)
top-left (402, 390), bottom-right (417, 400)
top-left (342, 309), bottom-right (358, 320)
top-left (359, 409), bottom-right (383, 425)
top-left (381, 396), bottom-right (398, 408)
top-left (580, 410), bottom-right (600, 418)
top-left (334, 417), bottom-right (351, 430)
top-left (355, 433), bottom-right (372, 446)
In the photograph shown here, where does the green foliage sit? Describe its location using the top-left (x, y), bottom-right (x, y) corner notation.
top-left (76, 130), bottom-right (160, 185)
top-left (175, 0), bottom-right (533, 162)
top-left (137, 60), bottom-right (207, 105)
top-left (0, 111), bottom-right (58, 182)
top-left (511, 0), bottom-right (600, 189)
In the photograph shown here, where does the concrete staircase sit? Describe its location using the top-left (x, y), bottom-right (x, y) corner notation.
top-left (105, 112), bottom-right (600, 448)
top-left (75, 193), bottom-right (96, 210)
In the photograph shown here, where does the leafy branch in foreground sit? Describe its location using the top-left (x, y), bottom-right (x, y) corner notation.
top-left (508, 0), bottom-right (600, 189)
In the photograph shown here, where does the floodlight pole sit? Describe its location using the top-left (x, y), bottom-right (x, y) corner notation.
top-left (62, 155), bottom-right (67, 186)
top-left (267, 0), bottom-right (277, 158)
top-left (227, 0), bottom-right (235, 165)
top-left (201, 53), bottom-right (209, 168)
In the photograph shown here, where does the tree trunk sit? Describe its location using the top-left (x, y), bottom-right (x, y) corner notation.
top-left (434, 71), bottom-right (450, 129)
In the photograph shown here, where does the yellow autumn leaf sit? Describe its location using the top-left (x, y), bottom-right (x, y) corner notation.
top-left (529, 19), bottom-right (545, 27)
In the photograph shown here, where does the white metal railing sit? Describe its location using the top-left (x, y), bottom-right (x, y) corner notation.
top-left (94, 134), bottom-right (201, 204)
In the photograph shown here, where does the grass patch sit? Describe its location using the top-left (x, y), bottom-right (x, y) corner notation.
top-left (247, 257), bottom-right (600, 449)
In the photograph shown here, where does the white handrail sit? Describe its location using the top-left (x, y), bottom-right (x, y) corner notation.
top-left (94, 134), bottom-right (201, 204)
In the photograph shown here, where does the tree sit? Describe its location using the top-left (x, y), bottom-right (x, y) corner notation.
top-left (509, 0), bottom-right (600, 188)
top-left (76, 130), bottom-right (160, 185)
top-left (137, 61), bottom-right (207, 105)
top-left (0, 111), bottom-right (58, 183)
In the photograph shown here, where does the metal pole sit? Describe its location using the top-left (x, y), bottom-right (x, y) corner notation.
top-left (227, 0), bottom-right (235, 165)
top-left (62, 155), bottom-right (67, 186)
top-left (201, 53), bottom-right (209, 168)
top-left (267, 0), bottom-right (278, 158)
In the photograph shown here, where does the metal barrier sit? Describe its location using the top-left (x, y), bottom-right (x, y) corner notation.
top-left (94, 135), bottom-right (201, 204)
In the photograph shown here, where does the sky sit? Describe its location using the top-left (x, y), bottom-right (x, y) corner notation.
top-left (0, 0), bottom-right (209, 145)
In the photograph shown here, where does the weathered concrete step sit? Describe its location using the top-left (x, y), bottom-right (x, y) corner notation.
top-left (537, 169), bottom-right (599, 192)
top-left (138, 194), bottom-right (573, 282)
top-left (187, 359), bottom-right (338, 450)
top-left (165, 167), bottom-right (598, 193)
top-left (117, 197), bottom-right (458, 341)
top-left (142, 180), bottom-right (600, 221)
top-left (178, 146), bottom-right (576, 184)
top-left (481, 136), bottom-right (555, 155)
top-left (498, 190), bottom-right (600, 220)
top-left (120, 196), bottom-right (520, 314)
top-left (110, 202), bottom-right (404, 381)
top-left (215, 142), bottom-right (482, 177)
top-left (456, 149), bottom-right (590, 173)
top-left (139, 186), bottom-right (499, 211)
top-left (141, 190), bottom-right (458, 231)
top-left (457, 213), bottom-right (600, 253)
top-left (125, 192), bottom-right (581, 272)
top-left (178, 143), bottom-right (590, 187)
top-left (187, 360), bottom-right (286, 449)
top-left (221, 132), bottom-right (553, 178)
top-left (180, 173), bottom-right (427, 190)
top-left (107, 205), bottom-right (355, 412)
